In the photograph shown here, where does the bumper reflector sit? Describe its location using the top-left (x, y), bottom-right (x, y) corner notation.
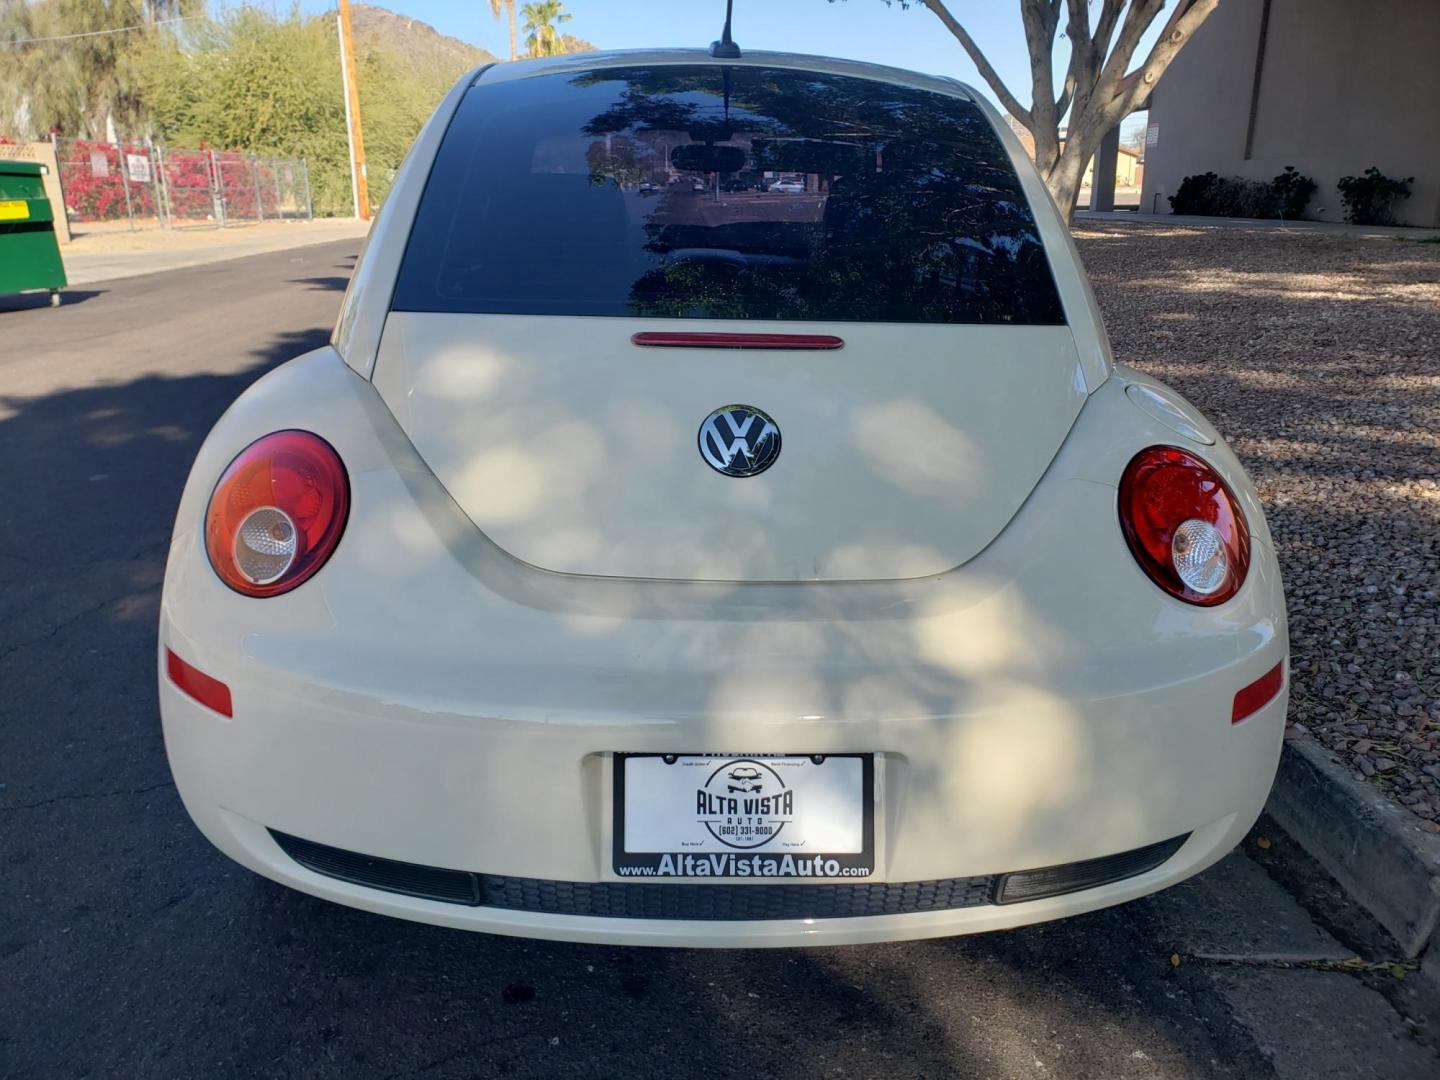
top-left (165, 648), bottom-right (233, 717)
top-left (272, 830), bottom-right (1191, 920)
top-left (1232, 661), bottom-right (1285, 724)
top-left (994, 835), bottom-right (1190, 905)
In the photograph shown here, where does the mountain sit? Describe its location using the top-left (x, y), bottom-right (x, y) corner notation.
top-left (347, 6), bottom-right (597, 73)
top-left (558, 33), bottom-right (598, 55)
top-left (349, 5), bottom-right (499, 78)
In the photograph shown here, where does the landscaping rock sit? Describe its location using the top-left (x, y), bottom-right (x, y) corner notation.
top-left (1077, 222), bottom-right (1440, 826)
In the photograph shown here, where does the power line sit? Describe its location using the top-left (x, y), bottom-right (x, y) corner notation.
top-left (0, 15), bottom-right (192, 48)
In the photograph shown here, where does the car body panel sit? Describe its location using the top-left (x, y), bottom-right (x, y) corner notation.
top-left (331, 51), bottom-right (1115, 394)
top-left (372, 313), bottom-right (1088, 581)
top-left (166, 49), bottom-right (1286, 945)
top-left (160, 348), bottom-right (1286, 943)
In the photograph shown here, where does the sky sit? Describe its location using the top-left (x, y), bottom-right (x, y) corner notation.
top-left (364, 1), bottom-right (1039, 91)
top-left (300, 0), bottom-right (1164, 135)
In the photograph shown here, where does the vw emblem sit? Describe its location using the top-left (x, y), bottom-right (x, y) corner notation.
top-left (698, 405), bottom-right (781, 477)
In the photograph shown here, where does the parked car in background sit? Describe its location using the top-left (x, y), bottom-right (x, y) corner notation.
top-left (767, 178), bottom-right (805, 193)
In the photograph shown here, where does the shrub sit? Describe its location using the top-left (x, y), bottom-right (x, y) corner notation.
top-left (1271, 165), bottom-right (1316, 219)
top-left (1169, 172), bottom-right (1282, 218)
top-left (1169, 167), bottom-right (1320, 220)
top-left (1168, 171), bottom-right (1222, 215)
top-left (1336, 167), bottom-right (1414, 226)
top-left (57, 139), bottom-right (160, 222)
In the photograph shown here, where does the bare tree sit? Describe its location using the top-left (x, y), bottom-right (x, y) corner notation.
top-left (885, 1), bottom-right (1219, 219)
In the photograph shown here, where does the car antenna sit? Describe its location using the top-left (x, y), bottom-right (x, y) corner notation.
top-left (710, 0), bottom-right (741, 58)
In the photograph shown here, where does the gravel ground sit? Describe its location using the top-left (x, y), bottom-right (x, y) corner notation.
top-left (1076, 221), bottom-right (1440, 827)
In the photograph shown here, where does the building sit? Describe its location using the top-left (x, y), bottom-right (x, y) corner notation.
top-left (1003, 115), bottom-right (1142, 202)
top-left (1095, 146), bottom-right (1141, 189)
top-left (1141, 0), bottom-right (1440, 226)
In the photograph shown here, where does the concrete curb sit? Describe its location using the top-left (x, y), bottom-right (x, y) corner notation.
top-left (1266, 734), bottom-right (1440, 958)
top-left (61, 220), bottom-right (371, 287)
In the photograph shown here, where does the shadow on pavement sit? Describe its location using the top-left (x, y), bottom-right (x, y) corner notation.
top-left (0, 288), bottom-right (105, 313)
top-left (290, 276), bottom-right (351, 292)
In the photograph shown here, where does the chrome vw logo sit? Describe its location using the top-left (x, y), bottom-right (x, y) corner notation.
top-left (698, 405), bottom-right (781, 477)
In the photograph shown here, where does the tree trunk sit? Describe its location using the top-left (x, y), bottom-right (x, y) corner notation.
top-left (1044, 149), bottom-right (1091, 220)
top-left (915, 0), bottom-right (1219, 224)
top-left (508, 3), bottom-right (517, 61)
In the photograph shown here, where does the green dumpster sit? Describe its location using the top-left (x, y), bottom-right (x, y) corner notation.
top-left (0, 159), bottom-right (67, 307)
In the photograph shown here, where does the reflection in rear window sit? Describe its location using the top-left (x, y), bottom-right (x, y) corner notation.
top-left (392, 65), bottom-right (1066, 325)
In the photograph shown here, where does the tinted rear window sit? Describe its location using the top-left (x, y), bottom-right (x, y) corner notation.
top-left (393, 65), bottom-right (1065, 325)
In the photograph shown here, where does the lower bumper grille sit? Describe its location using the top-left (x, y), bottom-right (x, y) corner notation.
top-left (269, 831), bottom-right (1189, 921)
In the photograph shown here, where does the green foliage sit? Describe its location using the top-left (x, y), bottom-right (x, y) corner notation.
top-left (0, 0), bottom-right (203, 138)
top-left (522, 0), bottom-right (571, 58)
top-left (1336, 167), bottom-right (1414, 226)
top-left (4, 5), bottom-right (477, 217)
top-left (1271, 166), bottom-right (1316, 219)
top-left (141, 12), bottom-right (341, 209)
top-left (1169, 172), bottom-right (1273, 218)
top-left (147, 8), bottom-right (476, 216)
top-left (1170, 166), bottom-right (1317, 220)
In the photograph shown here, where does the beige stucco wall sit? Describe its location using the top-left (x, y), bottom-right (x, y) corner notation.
top-left (1141, 0), bottom-right (1440, 227)
top-left (1082, 150), bottom-right (1140, 188)
top-left (2, 142), bottom-right (71, 243)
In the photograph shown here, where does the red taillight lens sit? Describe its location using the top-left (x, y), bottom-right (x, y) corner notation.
top-left (1118, 446), bottom-right (1250, 606)
top-left (204, 431), bottom-right (349, 597)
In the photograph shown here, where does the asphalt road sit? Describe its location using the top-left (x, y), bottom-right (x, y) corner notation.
top-left (2, 242), bottom-right (1436, 1079)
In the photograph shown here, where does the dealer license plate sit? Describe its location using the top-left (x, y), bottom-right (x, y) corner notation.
top-left (613, 753), bottom-right (874, 879)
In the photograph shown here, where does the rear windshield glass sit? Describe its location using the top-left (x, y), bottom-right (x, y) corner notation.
top-left (393, 65), bottom-right (1065, 325)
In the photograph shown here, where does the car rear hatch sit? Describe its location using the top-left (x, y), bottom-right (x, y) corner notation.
top-left (372, 61), bottom-right (1087, 583)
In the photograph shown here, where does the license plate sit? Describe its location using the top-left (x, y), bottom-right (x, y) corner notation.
top-left (0, 200), bottom-right (29, 222)
top-left (613, 753), bottom-right (874, 879)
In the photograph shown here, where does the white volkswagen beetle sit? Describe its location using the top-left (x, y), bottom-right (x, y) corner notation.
top-left (159, 48), bottom-right (1287, 947)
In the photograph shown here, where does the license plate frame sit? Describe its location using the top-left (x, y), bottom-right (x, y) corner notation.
top-left (613, 753), bottom-right (875, 880)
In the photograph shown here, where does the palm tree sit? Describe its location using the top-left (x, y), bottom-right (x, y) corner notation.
top-left (521, 0), bottom-right (571, 59)
top-left (487, 0), bottom-right (517, 62)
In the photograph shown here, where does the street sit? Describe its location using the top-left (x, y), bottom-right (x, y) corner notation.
top-left (1, 241), bottom-right (1435, 1079)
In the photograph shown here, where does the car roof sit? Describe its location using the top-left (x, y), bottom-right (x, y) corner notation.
top-left (471, 47), bottom-right (980, 105)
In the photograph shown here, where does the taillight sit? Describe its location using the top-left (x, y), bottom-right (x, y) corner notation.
top-left (1118, 446), bottom-right (1250, 606)
top-left (204, 431), bottom-right (349, 597)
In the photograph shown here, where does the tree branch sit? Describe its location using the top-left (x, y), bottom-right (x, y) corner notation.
top-left (1019, 0), bottom-right (1062, 147)
top-left (919, 0), bottom-right (1032, 126)
top-left (1092, 0), bottom-right (1166, 100)
top-left (1093, 0), bottom-right (1127, 58)
top-left (1056, 71), bottom-right (1076, 119)
top-left (1111, 0), bottom-right (1218, 114)
top-left (1058, 0), bottom-right (1094, 123)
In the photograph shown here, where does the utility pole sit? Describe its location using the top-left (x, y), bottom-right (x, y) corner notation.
top-left (336, 0), bottom-right (370, 221)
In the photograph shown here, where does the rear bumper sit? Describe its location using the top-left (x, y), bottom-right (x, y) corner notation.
top-left (160, 637), bottom-right (1284, 945)
top-left (158, 350), bottom-right (1288, 946)
top-left (164, 780), bottom-right (1262, 947)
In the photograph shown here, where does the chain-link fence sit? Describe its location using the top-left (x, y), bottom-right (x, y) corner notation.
top-left (53, 138), bottom-right (164, 229)
top-left (53, 137), bottom-right (312, 231)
